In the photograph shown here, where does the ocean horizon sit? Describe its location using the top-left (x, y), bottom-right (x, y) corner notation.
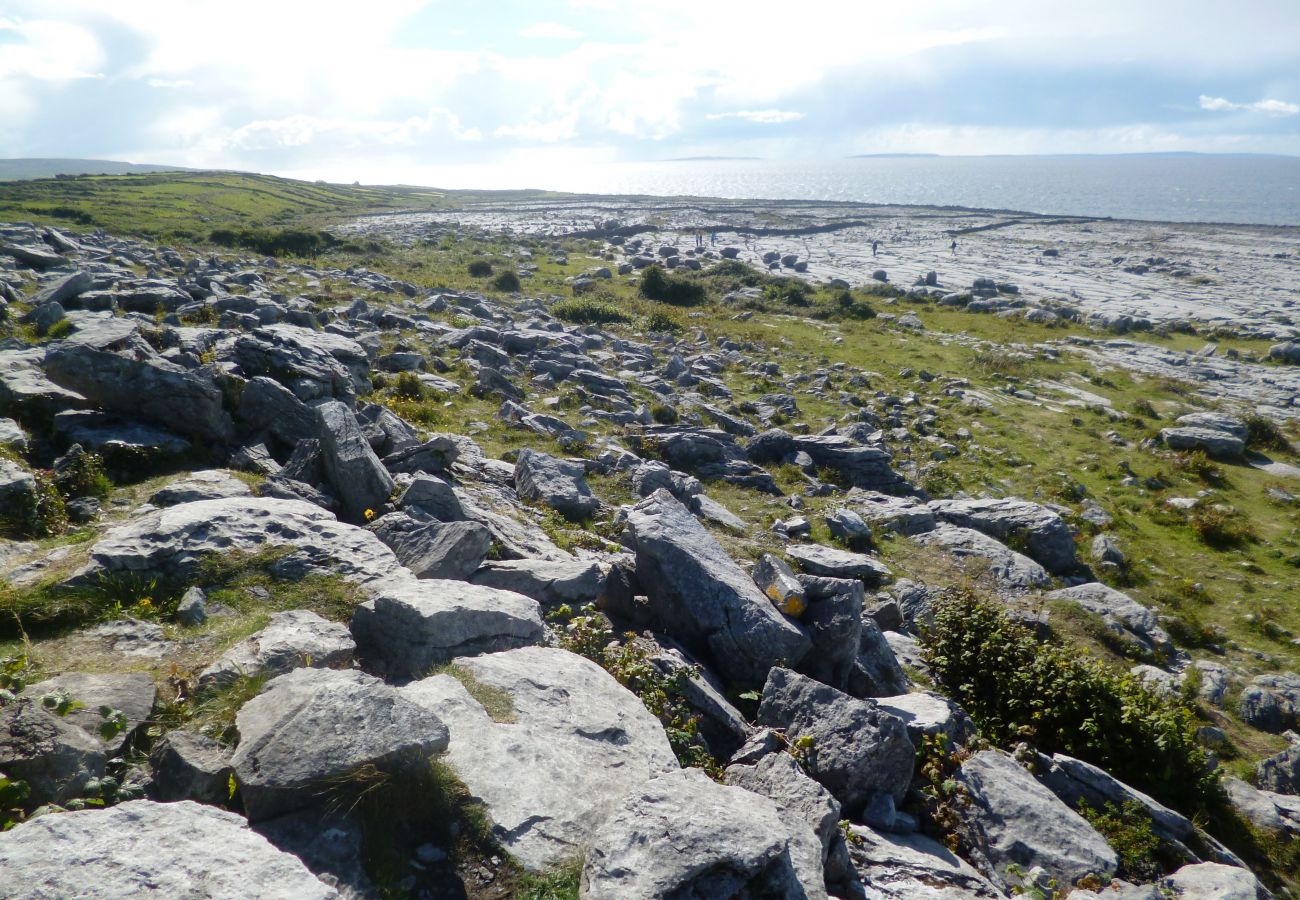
top-left (370, 154), bottom-right (1300, 227)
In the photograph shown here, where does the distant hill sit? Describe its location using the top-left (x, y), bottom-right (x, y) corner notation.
top-left (0, 158), bottom-right (191, 181)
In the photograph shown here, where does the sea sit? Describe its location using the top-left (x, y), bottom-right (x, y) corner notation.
top-left (410, 155), bottom-right (1300, 227)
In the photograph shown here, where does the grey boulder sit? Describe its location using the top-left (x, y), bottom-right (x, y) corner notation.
top-left (513, 448), bottom-right (600, 521)
top-left (84, 497), bottom-right (401, 587)
top-left (1256, 742), bottom-right (1300, 795)
top-left (581, 768), bottom-right (823, 900)
top-left (372, 512), bottom-right (491, 580)
top-left (954, 750), bottom-right (1117, 892)
top-left (20, 672), bottom-right (156, 754)
top-left (623, 489), bottom-right (810, 685)
top-left (928, 497), bottom-right (1077, 574)
top-left (1239, 673), bottom-right (1300, 732)
top-left (148, 469), bottom-right (253, 507)
top-left (469, 557), bottom-right (606, 607)
top-left (1161, 426), bottom-right (1245, 460)
top-left (43, 342), bottom-right (233, 443)
top-left (786, 543), bottom-right (891, 586)
top-left (401, 647), bottom-right (677, 870)
top-left (0, 800), bottom-right (337, 899)
top-left (351, 577), bottom-right (544, 679)
top-left (756, 667), bottom-right (914, 813)
top-left (0, 699), bottom-right (106, 806)
top-left (315, 401), bottom-right (394, 523)
top-left (1162, 862), bottom-right (1268, 900)
top-left (1046, 583), bottom-right (1171, 656)
top-left (914, 524), bottom-right (1050, 590)
top-left (845, 825), bottom-right (1003, 899)
top-left (149, 730), bottom-right (234, 804)
top-left (230, 667), bottom-right (449, 821)
top-left (198, 609), bottom-right (355, 692)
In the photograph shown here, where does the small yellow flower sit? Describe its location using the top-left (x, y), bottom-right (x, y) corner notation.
top-left (136, 597), bottom-right (154, 611)
top-left (364, 508), bottom-right (376, 521)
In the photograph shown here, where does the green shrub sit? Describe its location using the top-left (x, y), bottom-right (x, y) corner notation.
top-left (639, 265), bottom-right (706, 307)
top-left (551, 298), bottom-right (629, 325)
top-left (492, 270), bottom-right (522, 292)
top-left (921, 588), bottom-right (1219, 813)
top-left (644, 310), bottom-right (682, 333)
top-left (0, 472), bottom-right (67, 539)
top-left (53, 449), bottom-right (112, 500)
top-left (649, 401), bottom-right (678, 425)
top-left (1189, 504), bottom-right (1254, 548)
top-left (208, 227), bottom-right (329, 257)
top-left (392, 371), bottom-right (426, 401)
top-left (1077, 800), bottom-right (1163, 882)
top-left (1171, 450), bottom-right (1224, 484)
top-left (1129, 399), bottom-right (1159, 419)
top-left (467, 260), bottom-right (494, 277)
top-left (1244, 414), bottom-right (1294, 454)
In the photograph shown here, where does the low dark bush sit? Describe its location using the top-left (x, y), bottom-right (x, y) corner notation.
top-left (921, 587), bottom-right (1219, 813)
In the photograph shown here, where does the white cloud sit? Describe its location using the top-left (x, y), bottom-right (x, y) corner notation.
top-left (227, 109), bottom-right (482, 151)
top-left (147, 78), bottom-right (193, 89)
top-left (519, 22), bottom-right (584, 39)
top-left (1199, 94), bottom-right (1299, 116)
top-left (0, 17), bottom-right (104, 80)
top-left (707, 109), bottom-right (806, 124)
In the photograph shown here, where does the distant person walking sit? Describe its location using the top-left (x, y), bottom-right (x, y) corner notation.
top-left (872, 239), bottom-right (879, 257)
top-left (710, 231), bottom-right (717, 246)
top-left (950, 239), bottom-right (957, 254)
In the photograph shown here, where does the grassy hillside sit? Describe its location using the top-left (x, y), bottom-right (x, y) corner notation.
top-left (0, 170), bottom-right (466, 240)
top-left (0, 158), bottom-right (191, 181)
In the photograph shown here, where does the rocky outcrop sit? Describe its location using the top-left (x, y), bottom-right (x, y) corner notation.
top-left (197, 610), bottom-right (355, 691)
top-left (83, 497), bottom-right (400, 586)
top-left (928, 498), bottom-right (1077, 574)
top-left (43, 342), bottom-right (233, 442)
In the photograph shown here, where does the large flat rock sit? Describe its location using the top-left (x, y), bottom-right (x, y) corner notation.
top-left (400, 647), bottom-right (677, 870)
top-left (84, 497), bottom-right (401, 586)
top-left (0, 800), bottom-right (337, 899)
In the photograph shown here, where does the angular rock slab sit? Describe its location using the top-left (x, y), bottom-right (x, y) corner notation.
top-left (756, 667), bottom-right (914, 814)
top-left (400, 647), bottom-right (677, 871)
top-left (84, 497), bottom-right (401, 587)
top-left (0, 699), bottom-right (106, 806)
top-left (148, 469), bottom-right (253, 507)
top-left (513, 448), bottom-right (600, 521)
top-left (20, 671), bottom-right (156, 754)
top-left (0, 800), bottom-right (337, 899)
top-left (581, 768), bottom-right (824, 900)
top-left (469, 557), bottom-right (606, 608)
top-left (624, 489), bottom-right (810, 685)
top-left (198, 609), bottom-right (355, 692)
top-left (1162, 862), bottom-right (1268, 900)
top-left (914, 524), bottom-right (1050, 590)
top-left (845, 825), bottom-right (1003, 899)
top-left (954, 750), bottom-right (1117, 892)
top-left (724, 750), bottom-right (841, 889)
top-left (230, 667), bottom-right (449, 821)
top-left (786, 543), bottom-right (892, 586)
top-left (928, 497), bottom-right (1077, 574)
top-left (371, 513), bottom-right (491, 580)
top-left (43, 342), bottom-right (233, 443)
top-left (315, 400), bottom-right (394, 523)
top-left (351, 577), bottom-right (543, 679)
top-left (1239, 672), bottom-right (1300, 733)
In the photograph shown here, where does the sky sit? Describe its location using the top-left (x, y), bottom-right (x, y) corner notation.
top-left (1, 0), bottom-right (1298, 185)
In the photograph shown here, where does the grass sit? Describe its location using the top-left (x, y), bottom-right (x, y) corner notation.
top-left (436, 664), bottom-right (518, 723)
